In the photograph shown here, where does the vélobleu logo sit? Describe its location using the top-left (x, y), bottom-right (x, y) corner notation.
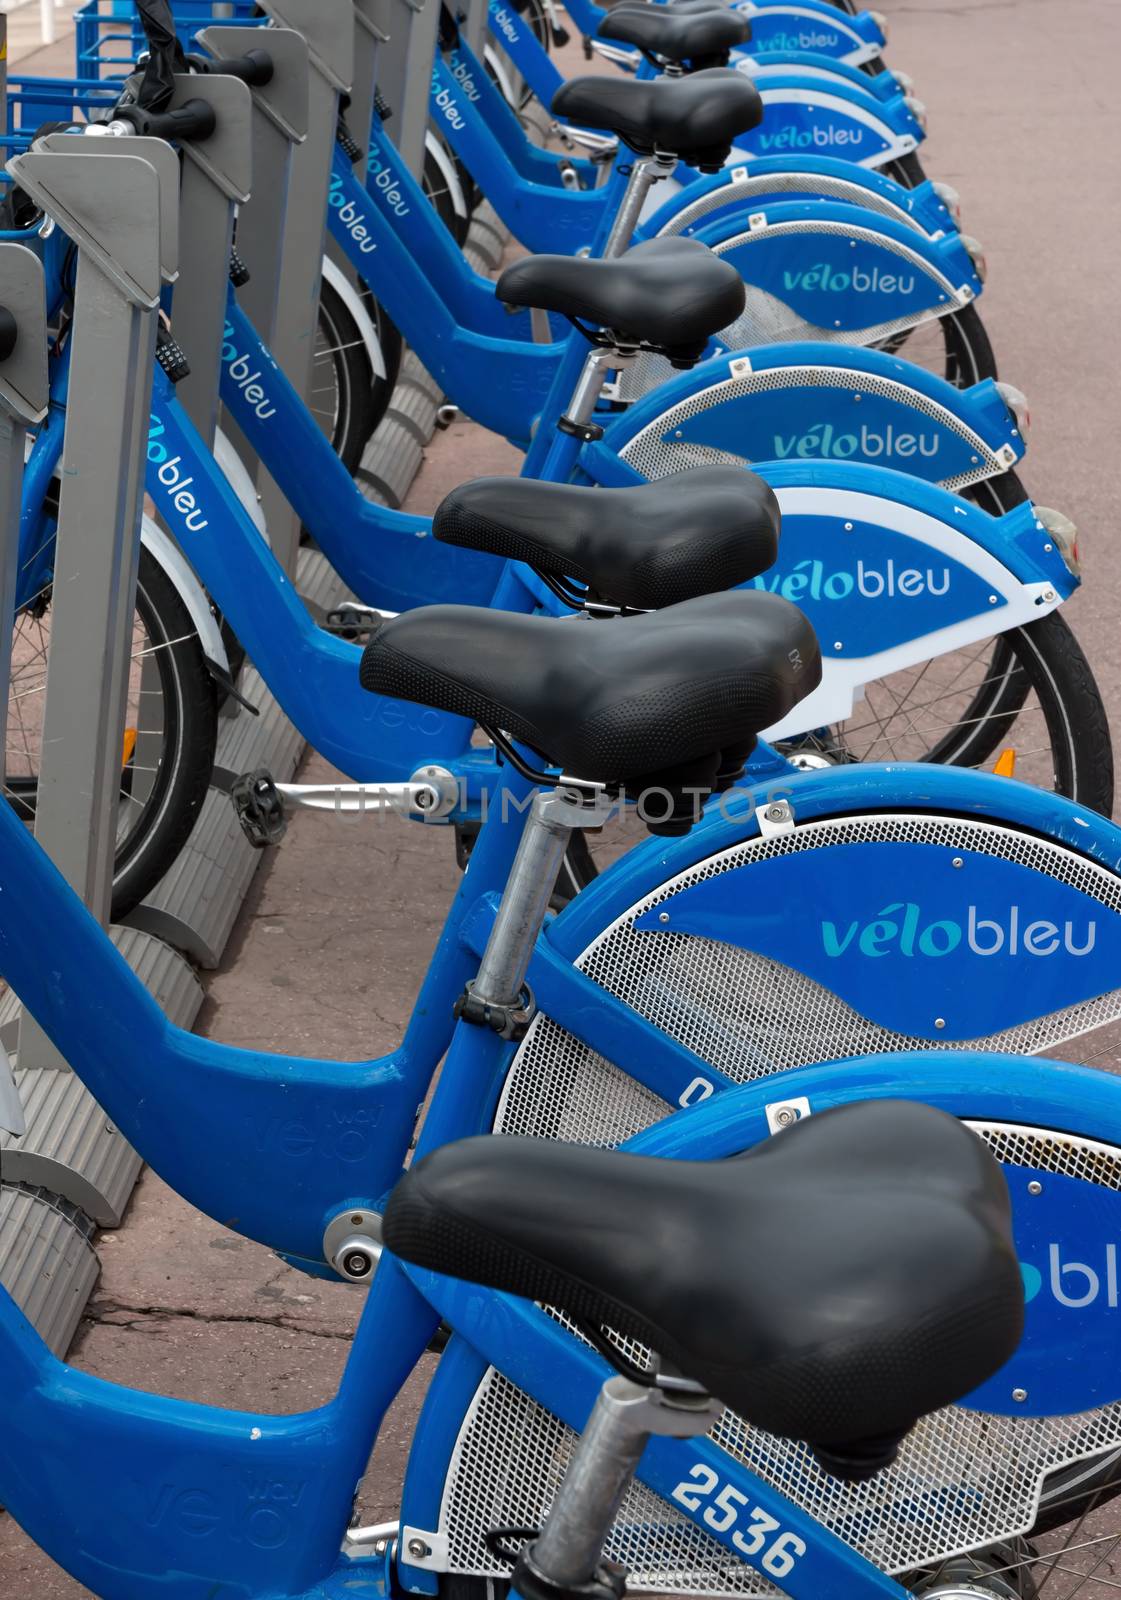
top-left (432, 71), bottom-right (466, 131)
top-left (490, 5), bottom-right (520, 43)
top-left (753, 557), bottom-right (950, 604)
top-left (1022, 1247), bottom-right (1121, 1308)
top-left (758, 27), bottom-right (841, 51)
top-left (221, 322), bottom-right (277, 422)
top-left (147, 417), bottom-right (209, 534)
top-left (822, 903), bottom-right (1098, 960)
top-left (448, 52), bottom-right (481, 102)
top-left (782, 261), bottom-right (917, 296)
top-left (758, 124), bottom-right (866, 151)
top-left (772, 421), bottom-right (938, 462)
top-left (366, 140), bottom-right (410, 219)
top-left (328, 173), bottom-right (378, 253)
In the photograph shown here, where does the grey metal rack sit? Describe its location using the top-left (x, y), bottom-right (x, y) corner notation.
top-left (0, 141), bottom-right (204, 1240)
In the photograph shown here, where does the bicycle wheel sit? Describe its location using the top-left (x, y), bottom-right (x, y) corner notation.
top-left (425, 139), bottom-right (471, 246)
top-left (874, 300), bottom-right (999, 388)
top-left (782, 610), bottom-right (1114, 815)
top-left (885, 149), bottom-right (929, 188)
top-left (5, 547), bottom-right (218, 921)
top-left (314, 276), bottom-right (386, 474)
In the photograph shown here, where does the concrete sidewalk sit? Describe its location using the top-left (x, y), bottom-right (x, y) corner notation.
top-left (2, 1), bottom-right (1121, 1595)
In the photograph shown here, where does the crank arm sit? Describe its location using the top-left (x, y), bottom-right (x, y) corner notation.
top-left (275, 767), bottom-right (458, 821)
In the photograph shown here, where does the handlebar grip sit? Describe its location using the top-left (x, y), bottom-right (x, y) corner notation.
top-left (0, 308), bottom-right (17, 364)
top-left (114, 98), bottom-right (218, 142)
top-left (186, 48), bottom-right (274, 87)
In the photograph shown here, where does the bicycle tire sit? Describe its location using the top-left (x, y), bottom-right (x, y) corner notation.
top-left (5, 548), bottom-right (218, 921)
top-left (885, 150), bottom-right (929, 188)
top-left (315, 276), bottom-right (383, 474)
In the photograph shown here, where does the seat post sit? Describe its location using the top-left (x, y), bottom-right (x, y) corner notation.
top-left (514, 1376), bottom-right (719, 1600)
top-left (601, 150), bottom-right (679, 258)
top-left (468, 786), bottom-right (615, 1021)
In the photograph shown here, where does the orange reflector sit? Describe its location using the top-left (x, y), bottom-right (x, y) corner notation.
top-left (993, 749), bottom-right (1017, 778)
top-left (122, 728), bottom-right (138, 768)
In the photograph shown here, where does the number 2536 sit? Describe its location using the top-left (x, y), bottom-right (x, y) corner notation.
top-left (671, 1464), bottom-right (807, 1580)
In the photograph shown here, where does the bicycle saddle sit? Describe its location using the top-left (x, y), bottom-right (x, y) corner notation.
top-left (599, 4), bottom-right (751, 69)
top-left (497, 237), bottom-right (745, 367)
top-left (384, 1101), bottom-right (1024, 1477)
top-left (360, 591), bottom-right (819, 828)
top-left (433, 468), bottom-right (780, 611)
top-left (551, 68), bottom-right (763, 171)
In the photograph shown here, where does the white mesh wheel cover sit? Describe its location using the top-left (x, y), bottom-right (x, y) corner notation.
top-left (611, 363), bottom-right (1002, 492)
top-left (438, 815), bottom-right (1121, 1589)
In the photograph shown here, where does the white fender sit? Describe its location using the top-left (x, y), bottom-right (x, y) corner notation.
top-left (213, 427), bottom-right (268, 539)
top-left (140, 514), bottom-right (229, 676)
top-left (319, 255), bottom-right (387, 381)
top-left (423, 129), bottom-right (469, 221)
top-left (483, 43), bottom-right (520, 112)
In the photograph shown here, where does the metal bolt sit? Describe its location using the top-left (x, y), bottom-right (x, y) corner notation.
top-left (843, 521), bottom-right (854, 531)
top-left (1043, 589), bottom-right (1057, 602)
top-left (765, 802), bottom-right (789, 823)
top-left (658, 911), bottom-right (670, 924)
top-left (834, 641), bottom-right (843, 651)
top-left (1027, 1180), bottom-right (1043, 1196)
top-left (934, 1018), bottom-right (946, 1030)
top-left (989, 595), bottom-right (998, 604)
top-left (343, 1250), bottom-right (374, 1279)
top-left (407, 1539), bottom-right (430, 1560)
top-left (952, 857), bottom-right (964, 869)
top-left (1043, 542), bottom-right (1053, 553)
top-left (1012, 1388), bottom-right (1028, 1403)
top-left (351, 1214), bottom-right (364, 1226)
top-left (774, 1106), bottom-right (800, 1127)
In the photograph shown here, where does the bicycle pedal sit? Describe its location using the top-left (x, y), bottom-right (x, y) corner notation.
top-left (231, 769), bottom-right (288, 848)
top-left (326, 604), bottom-right (384, 638)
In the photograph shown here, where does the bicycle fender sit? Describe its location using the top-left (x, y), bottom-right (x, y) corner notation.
top-left (691, 197), bottom-right (982, 337)
top-left (596, 342), bottom-right (1018, 489)
top-left (734, 77), bottom-right (924, 167)
top-left (139, 512), bottom-right (229, 676)
top-left (645, 157), bottom-right (957, 244)
top-left (320, 253), bottom-right (387, 380)
top-left (732, 0), bottom-right (886, 67)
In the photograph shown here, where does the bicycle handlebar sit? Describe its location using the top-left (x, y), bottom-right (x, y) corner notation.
top-left (0, 307), bottom-right (17, 364)
top-left (112, 98), bottom-right (218, 142)
top-left (185, 48), bottom-right (275, 88)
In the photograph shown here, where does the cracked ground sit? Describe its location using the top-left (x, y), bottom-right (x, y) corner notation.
top-left (3, 0), bottom-right (1121, 1595)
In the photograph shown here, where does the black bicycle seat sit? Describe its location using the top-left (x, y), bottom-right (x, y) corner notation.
top-left (497, 236), bottom-right (745, 366)
top-left (599, 5), bottom-right (751, 68)
top-left (384, 1101), bottom-right (1023, 1476)
top-left (433, 468), bottom-right (780, 611)
top-left (552, 68), bottom-right (762, 170)
top-left (360, 590), bottom-right (819, 824)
